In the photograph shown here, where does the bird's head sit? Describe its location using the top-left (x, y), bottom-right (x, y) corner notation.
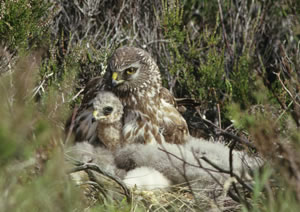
top-left (92, 91), bottom-right (123, 124)
top-left (110, 63), bottom-right (140, 89)
top-left (107, 47), bottom-right (161, 94)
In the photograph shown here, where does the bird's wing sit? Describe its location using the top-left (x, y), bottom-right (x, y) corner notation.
top-left (73, 107), bottom-right (99, 144)
top-left (161, 99), bottom-right (189, 144)
top-left (80, 76), bottom-right (106, 106)
top-left (65, 76), bottom-right (107, 144)
top-left (159, 87), bottom-right (189, 144)
top-left (159, 87), bottom-right (177, 107)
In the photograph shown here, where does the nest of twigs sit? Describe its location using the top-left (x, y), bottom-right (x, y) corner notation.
top-left (66, 156), bottom-right (242, 212)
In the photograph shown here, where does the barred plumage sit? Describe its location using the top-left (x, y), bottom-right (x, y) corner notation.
top-left (67, 47), bottom-right (189, 146)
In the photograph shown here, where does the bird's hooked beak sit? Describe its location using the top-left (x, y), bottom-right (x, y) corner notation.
top-left (92, 110), bottom-right (106, 122)
top-left (112, 72), bottom-right (124, 87)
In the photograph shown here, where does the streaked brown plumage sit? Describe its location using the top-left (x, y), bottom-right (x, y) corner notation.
top-left (92, 91), bottom-right (123, 150)
top-left (68, 46), bottom-right (189, 145)
top-left (71, 91), bottom-right (123, 149)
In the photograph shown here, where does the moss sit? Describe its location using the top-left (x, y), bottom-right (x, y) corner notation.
top-left (0, 0), bottom-right (50, 50)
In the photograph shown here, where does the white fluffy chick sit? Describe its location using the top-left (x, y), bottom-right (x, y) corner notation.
top-left (66, 142), bottom-right (171, 190)
top-left (115, 136), bottom-right (262, 188)
top-left (123, 166), bottom-right (170, 190)
top-left (66, 141), bottom-right (126, 178)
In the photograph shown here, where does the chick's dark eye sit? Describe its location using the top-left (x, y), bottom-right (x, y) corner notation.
top-left (125, 67), bottom-right (137, 75)
top-left (103, 106), bottom-right (113, 115)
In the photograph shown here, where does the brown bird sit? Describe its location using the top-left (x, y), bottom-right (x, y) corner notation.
top-left (68, 46), bottom-right (189, 145)
top-left (92, 91), bottom-right (124, 150)
top-left (71, 91), bottom-right (123, 149)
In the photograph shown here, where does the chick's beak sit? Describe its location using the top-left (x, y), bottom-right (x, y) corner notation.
top-left (92, 110), bottom-right (99, 123)
top-left (92, 110), bottom-right (108, 122)
top-left (93, 110), bottom-right (99, 119)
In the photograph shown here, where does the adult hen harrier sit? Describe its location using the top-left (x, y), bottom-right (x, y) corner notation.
top-left (68, 47), bottom-right (189, 145)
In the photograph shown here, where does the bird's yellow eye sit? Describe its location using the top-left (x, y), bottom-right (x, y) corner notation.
top-left (126, 68), bottom-right (137, 75)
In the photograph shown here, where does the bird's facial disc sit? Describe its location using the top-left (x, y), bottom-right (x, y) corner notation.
top-left (93, 110), bottom-right (106, 120)
top-left (111, 64), bottom-right (139, 87)
top-left (112, 72), bottom-right (125, 87)
top-left (103, 106), bottom-right (114, 116)
top-left (93, 106), bottom-right (114, 121)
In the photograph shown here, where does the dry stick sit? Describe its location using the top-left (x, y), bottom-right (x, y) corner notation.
top-left (198, 114), bottom-right (255, 149)
top-left (85, 169), bottom-right (108, 200)
top-left (144, 39), bottom-right (170, 46)
top-left (275, 100), bottom-right (293, 125)
top-left (159, 145), bottom-right (199, 204)
top-left (0, 79), bottom-right (14, 115)
top-left (106, 0), bottom-right (126, 41)
top-left (78, 180), bottom-right (108, 202)
top-left (217, 103), bottom-right (222, 129)
top-left (68, 161), bottom-right (132, 203)
top-left (158, 147), bottom-right (221, 173)
top-left (200, 156), bottom-right (253, 192)
top-left (273, 71), bottom-right (300, 108)
top-left (257, 54), bottom-right (287, 110)
top-left (217, 0), bottom-right (233, 58)
top-left (277, 143), bottom-right (300, 201)
top-left (70, 88), bottom-right (84, 102)
top-left (31, 72), bottom-right (54, 99)
top-left (65, 107), bottom-right (78, 145)
top-left (158, 148), bottom-right (253, 192)
top-left (229, 142), bottom-right (251, 209)
top-left (191, 150), bottom-right (241, 204)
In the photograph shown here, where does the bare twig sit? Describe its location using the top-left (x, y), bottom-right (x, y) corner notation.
top-left (31, 72), bottom-right (54, 99)
top-left (201, 156), bottom-right (253, 192)
top-left (192, 150), bottom-right (242, 204)
top-left (65, 107), bottom-right (78, 145)
top-left (68, 160), bottom-right (132, 203)
top-left (229, 141), bottom-right (251, 208)
top-left (275, 100), bottom-right (293, 124)
top-left (217, 103), bottom-right (221, 129)
top-left (159, 145), bottom-right (199, 203)
top-left (158, 147), bottom-right (219, 173)
top-left (143, 39), bottom-right (171, 47)
top-left (273, 71), bottom-right (300, 108)
top-left (70, 88), bottom-right (84, 102)
top-left (158, 147), bottom-right (253, 192)
top-left (84, 169), bottom-right (108, 199)
top-left (197, 112), bottom-right (255, 149)
top-left (217, 0), bottom-right (233, 58)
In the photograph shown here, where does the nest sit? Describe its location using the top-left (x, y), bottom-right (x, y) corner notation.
top-left (67, 157), bottom-right (242, 211)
